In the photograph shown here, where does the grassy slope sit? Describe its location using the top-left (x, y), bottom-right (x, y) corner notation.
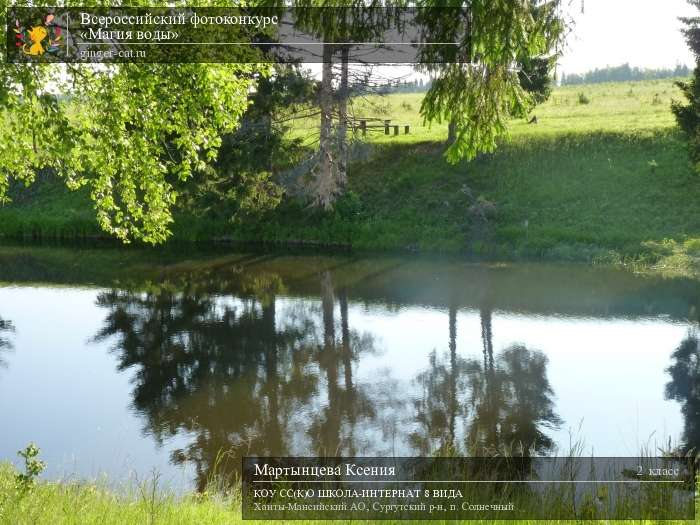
top-left (0, 180), bottom-right (96, 239)
top-left (2, 79), bottom-right (699, 271)
top-left (230, 79), bottom-right (700, 271)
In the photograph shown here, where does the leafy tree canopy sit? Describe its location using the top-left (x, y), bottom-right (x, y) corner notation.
top-left (418, 0), bottom-right (566, 163)
top-left (1, 1), bottom-right (267, 244)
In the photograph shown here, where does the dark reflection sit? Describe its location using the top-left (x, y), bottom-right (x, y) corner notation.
top-left (310, 272), bottom-right (379, 456)
top-left (410, 303), bottom-right (467, 455)
top-left (2, 245), bottom-right (699, 493)
top-left (665, 331), bottom-right (700, 455)
top-left (93, 275), bottom-right (311, 490)
top-left (411, 304), bottom-right (561, 457)
top-left (0, 315), bottom-right (14, 368)
top-left (93, 269), bottom-right (381, 489)
top-left (95, 266), bottom-right (564, 490)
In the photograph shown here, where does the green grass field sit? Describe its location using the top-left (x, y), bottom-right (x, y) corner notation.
top-left (2, 78), bottom-right (700, 275)
top-left (289, 78), bottom-right (682, 144)
top-left (225, 78), bottom-right (700, 274)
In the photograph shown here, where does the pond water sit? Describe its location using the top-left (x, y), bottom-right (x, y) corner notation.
top-left (0, 245), bottom-right (698, 491)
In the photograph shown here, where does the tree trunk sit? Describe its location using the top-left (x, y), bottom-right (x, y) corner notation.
top-left (480, 306), bottom-right (494, 372)
top-left (263, 299), bottom-right (282, 452)
top-left (448, 304), bottom-right (458, 447)
top-left (447, 117), bottom-right (457, 147)
top-left (337, 46), bottom-right (350, 190)
top-left (315, 43), bottom-right (337, 209)
top-left (319, 270), bottom-right (341, 454)
top-left (480, 305), bottom-right (498, 448)
top-left (339, 289), bottom-right (353, 396)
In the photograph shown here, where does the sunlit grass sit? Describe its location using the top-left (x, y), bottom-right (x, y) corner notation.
top-left (251, 77), bottom-right (700, 272)
top-left (288, 78), bottom-right (686, 145)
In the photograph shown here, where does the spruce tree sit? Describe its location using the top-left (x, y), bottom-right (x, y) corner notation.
top-left (673, 1), bottom-right (700, 165)
top-left (417, 0), bottom-right (566, 163)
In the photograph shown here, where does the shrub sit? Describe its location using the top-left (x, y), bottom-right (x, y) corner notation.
top-left (683, 238), bottom-right (700, 256)
top-left (15, 443), bottom-right (46, 495)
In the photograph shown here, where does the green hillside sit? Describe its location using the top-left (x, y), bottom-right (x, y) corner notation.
top-left (2, 78), bottom-right (699, 274)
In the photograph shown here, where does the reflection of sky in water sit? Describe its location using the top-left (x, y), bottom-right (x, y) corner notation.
top-left (342, 304), bottom-right (685, 456)
top-left (0, 286), bottom-right (195, 490)
top-left (0, 284), bottom-right (690, 491)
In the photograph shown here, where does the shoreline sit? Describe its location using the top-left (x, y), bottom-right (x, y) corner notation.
top-left (1, 82), bottom-right (699, 277)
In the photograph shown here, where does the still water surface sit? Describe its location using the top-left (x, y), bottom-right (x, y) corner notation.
top-left (0, 246), bottom-right (697, 490)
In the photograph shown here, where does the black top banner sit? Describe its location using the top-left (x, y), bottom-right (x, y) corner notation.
top-left (6, 7), bottom-right (466, 63)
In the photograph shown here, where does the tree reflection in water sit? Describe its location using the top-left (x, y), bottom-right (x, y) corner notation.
top-left (410, 303), bottom-right (467, 455)
top-left (93, 268), bottom-right (382, 490)
top-left (0, 316), bottom-right (14, 368)
top-left (93, 262), bottom-right (568, 491)
top-left (665, 331), bottom-right (700, 455)
top-left (310, 271), bottom-right (379, 456)
top-left (411, 304), bottom-right (561, 457)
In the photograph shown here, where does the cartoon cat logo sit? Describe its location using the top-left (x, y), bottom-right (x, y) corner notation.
top-left (14, 14), bottom-right (62, 57)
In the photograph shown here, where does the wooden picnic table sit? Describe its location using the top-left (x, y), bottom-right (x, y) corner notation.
top-left (349, 117), bottom-right (410, 136)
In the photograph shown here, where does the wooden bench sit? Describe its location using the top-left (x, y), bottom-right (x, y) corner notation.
top-left (350, 118), bottom-right (410, 136)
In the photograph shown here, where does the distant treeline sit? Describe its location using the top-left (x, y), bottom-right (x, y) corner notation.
top-left (377, 78), bottom-right (433, 94)
top-left (381, 63), bottom-right (692, 94)
top-left (561, 63), bottom-right (691, 85)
